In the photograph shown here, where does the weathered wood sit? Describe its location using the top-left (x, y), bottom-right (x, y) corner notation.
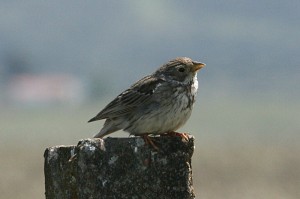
top-left (44, 136), bottom-right (195, 199)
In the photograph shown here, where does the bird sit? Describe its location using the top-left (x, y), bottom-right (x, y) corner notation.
top-left (88, 57), bottom-right (205, 143)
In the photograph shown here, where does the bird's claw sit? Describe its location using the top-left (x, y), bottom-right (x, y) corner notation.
top-left (142, 134), bottom-right (159, 151)
top-left (162, 131), bottom-right (190, 141)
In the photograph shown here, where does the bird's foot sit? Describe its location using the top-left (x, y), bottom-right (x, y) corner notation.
top-left (162, 131), bottom-right (190, 141)
top-left (142, 134), bottom-right (159, 151)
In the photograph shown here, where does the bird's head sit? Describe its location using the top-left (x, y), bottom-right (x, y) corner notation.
top-left (154, 57), bottom-right (205, 83)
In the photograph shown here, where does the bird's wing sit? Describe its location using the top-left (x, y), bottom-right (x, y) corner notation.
top-left (88, 75), bottom-right (165, 122)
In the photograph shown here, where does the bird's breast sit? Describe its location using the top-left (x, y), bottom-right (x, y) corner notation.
top-left (123, 78), bottom-right (198, 135)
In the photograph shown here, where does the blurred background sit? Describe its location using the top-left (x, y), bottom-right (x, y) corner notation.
top-left (0, 1), bottom-right (299, 198)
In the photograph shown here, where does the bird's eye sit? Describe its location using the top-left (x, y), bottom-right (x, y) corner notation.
top-left (178, 67), bottom-right (185, 73)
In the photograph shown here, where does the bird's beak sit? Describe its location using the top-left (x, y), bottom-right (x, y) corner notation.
top-left (191, 61), bottom-right (206, 72)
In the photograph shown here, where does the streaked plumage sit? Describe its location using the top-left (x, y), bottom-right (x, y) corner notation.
top-left (89, 57), bottom-right (205, 138)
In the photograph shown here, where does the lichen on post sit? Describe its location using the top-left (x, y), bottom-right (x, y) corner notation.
top-left (44, 136), bottom-right (195, 199)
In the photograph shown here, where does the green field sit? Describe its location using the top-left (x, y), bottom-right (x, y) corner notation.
top-left (0, 96), bottom-right (299, 198)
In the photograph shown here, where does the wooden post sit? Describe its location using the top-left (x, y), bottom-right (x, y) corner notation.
top-left (44, 136), bottom-right (195, 199)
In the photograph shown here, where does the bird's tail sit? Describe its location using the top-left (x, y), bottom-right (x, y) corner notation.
top-left (93, 129), bottom-right (110, 138)
top-left (93, 120), bottom-right (121, 138)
